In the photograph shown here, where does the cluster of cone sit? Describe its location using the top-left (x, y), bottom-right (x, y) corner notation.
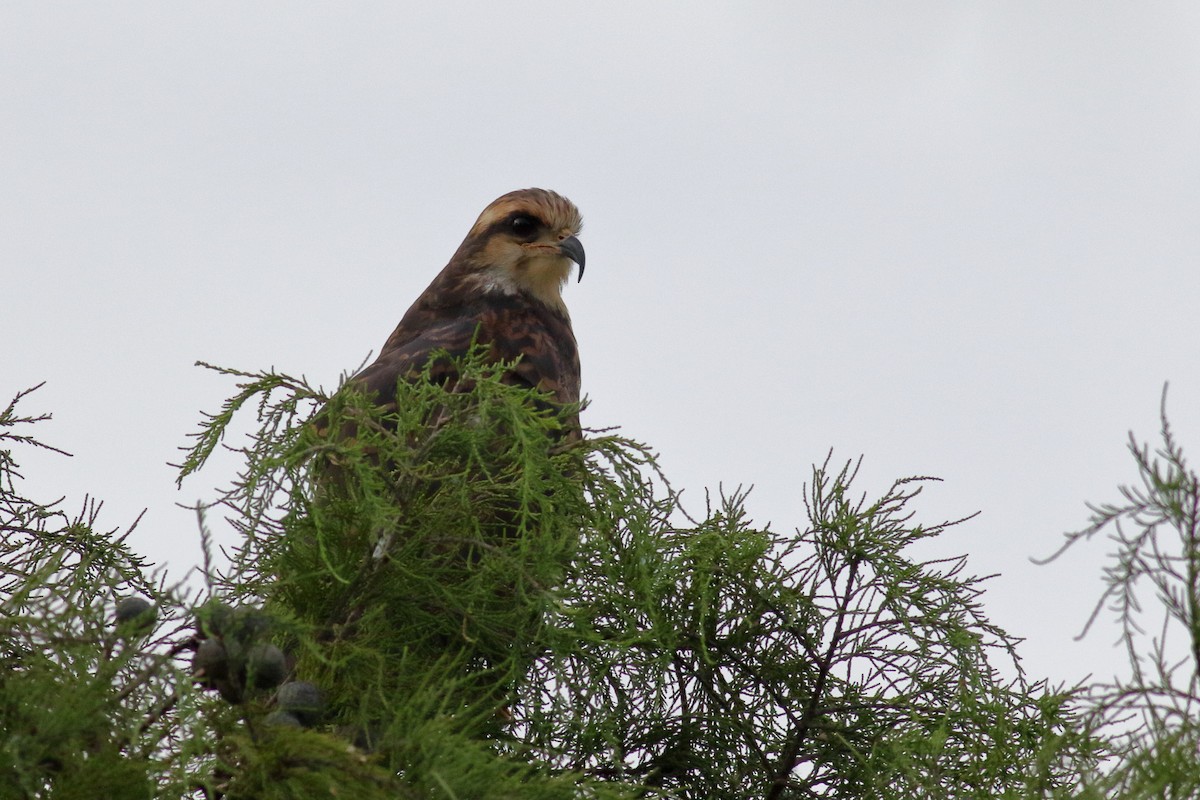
top-left (114, 597), bottom-right (325, 729)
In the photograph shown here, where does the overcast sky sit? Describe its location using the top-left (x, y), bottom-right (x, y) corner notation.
top-left (4, 3), bottom-right (1199, 690)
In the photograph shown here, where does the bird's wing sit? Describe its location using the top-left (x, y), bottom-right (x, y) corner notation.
top-left (350, 316), bottom-right (488, 409)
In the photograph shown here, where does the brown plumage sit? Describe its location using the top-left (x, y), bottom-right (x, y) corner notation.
top-left (350, 188), bottom-right (585, 432)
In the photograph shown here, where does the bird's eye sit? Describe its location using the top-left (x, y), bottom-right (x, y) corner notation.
top-left (509, 215), bottom-right (538, 238)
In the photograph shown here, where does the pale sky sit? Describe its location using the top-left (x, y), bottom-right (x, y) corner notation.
top-left (4, 3), bottom-right (1200, 691)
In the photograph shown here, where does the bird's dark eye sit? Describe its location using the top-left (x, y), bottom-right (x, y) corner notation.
top-left (509, 215), bottom-right (538, 238)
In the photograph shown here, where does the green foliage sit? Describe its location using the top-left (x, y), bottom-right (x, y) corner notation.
top-left (177, 350), bottom-right (639, 798)
top-left (1, 386), bottom-right (405, 799)
top-left (21, 353), bottom-right (1193, 797)
top-left (1040, 387), bottom-right (1200, 798)
top-left (0, 387), bottom-right (161, 799)
top-left (170, 348), bottom-right (1093, 797)
top-left (522, 459), bottom-right (1095, 798)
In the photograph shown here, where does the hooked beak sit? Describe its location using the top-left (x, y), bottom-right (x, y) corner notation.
top-left (558, 235), bottom-right (586, 282)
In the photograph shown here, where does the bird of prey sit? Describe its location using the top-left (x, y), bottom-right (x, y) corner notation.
top-left (303, 189), bottom-right (587, 694)
top-left (349, 188), bottom-right (585, 434)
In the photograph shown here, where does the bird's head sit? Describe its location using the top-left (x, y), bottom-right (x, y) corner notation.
top-left (455, 188), bottom-right (585, 313)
